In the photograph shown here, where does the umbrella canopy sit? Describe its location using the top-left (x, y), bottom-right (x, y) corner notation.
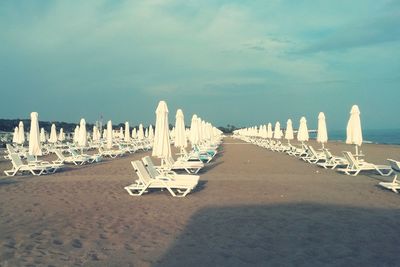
top-left (346, 105), bottom-right (363, 147)
top-left (28, 112), bottom-right (42, 156)
top-left (152, 101), bottom-right (171, 161)
top-left (131, 128), bottom-right (137, 139)
top-left (40, 128), bottom-right (46, 143)
top-left (13, 127), bottom-right (19, 143)
top-left (317, 112), bottom-right (328, 146)
top-left (138, 124), bottom-right (144, 140)
top-left (93, 126), bottom-right (99, 141)
top-left (148, 125), bottom-right (154, 140)
top-left (49, 124), bottom-right (58, 143)
top-left (267, 123), bottom-right (273, 139)
top-left (124, 122), bottom-right (130, 142)
top-left (107, 120), bottom-right (113, 149)
top-left (285, 119), bottom-right (294, 141)
top-left (117, 127), bottom-right (122, 139)
top-left (273, 122), bottom-right (282, 139)
top-left (190, 115), bottom-right (199, 145)
top-left (78, 118), bottom-right (88, 147)
top-left (73, 126), bottom-right (80, 143)
top-left (18, 121), bottom-right (25, 144)
top-left (59, 128), bottom-right (65, 142)
top-left (174, 109), bottom-right (187, 149)
top-left (297, 117), bottom-right (309, 142)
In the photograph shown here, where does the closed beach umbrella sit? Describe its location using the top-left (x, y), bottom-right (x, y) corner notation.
top-left (274, 122), bottom-right (282, 139)
top-left (131, 128), bottom-right (137, 139)
top-left (40, 128), bottom-right (46, 143)
top-left (124, 122), bottom-right (130, 142)
top-left (107, 120), bottom-right (113, 149)
top-left (317, 112), bottom-right (328, 148)
top-left (267, 123), bottom-right (273, 139)
top-left (145, 128), bottom-right (149, 138)
top-left (152, 100), bottom-right (171, 165)
top-left (49, 124), bottom-right (58, 143)
top-left (93, 126), bottom-right (99, 141)
top-left (262, 125), bottom-right (268, 139)
top-left (148, 125), bottom-right (154, 140)
top-left (138, 124), bottom-right (144, 140)
top-left (28, 112), bottom-right (42, 156)
top-left (118, 127), bottom-right (124, 140)
top-left (190, 115), bottom-right (199, 145)
top-left (297, 117), bottom-right (309, 143)
top-left (346, 105), bottom-right (363, 155)
top-left (18, 121), bottom-right (25, 145)
top-left (174, 109), bottom-right (187, 149)
top-left (13, 127), bottom-right (19, 143)
top-left (285, 119), bottom-right (294, 143)
top-left (73, 126), bottom-right (80, 143)
top-left (59, 128), bottom-right (65, 142)
top-left (102, 129), bottom-right (107, 139)
top-left (78, 119), bottom-right (88, 147)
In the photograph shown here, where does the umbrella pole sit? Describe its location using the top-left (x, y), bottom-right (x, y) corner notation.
top-left (355, 145), bottom-right (359, 160)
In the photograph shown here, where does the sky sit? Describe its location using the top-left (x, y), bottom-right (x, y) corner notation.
top-left (0, 0), bottom-right (399, 130)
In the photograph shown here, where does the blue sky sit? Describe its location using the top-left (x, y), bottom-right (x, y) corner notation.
top-left (0, 0), bottom-right (399, 130)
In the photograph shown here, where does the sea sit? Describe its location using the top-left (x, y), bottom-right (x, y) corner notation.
top-left (309, 129), bottom-right (400, 145)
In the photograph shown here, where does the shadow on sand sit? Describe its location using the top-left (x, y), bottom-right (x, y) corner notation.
top-left (200, 161), bottom-right (223, 173)
top-left (154, 203), bottom-right (400, 267)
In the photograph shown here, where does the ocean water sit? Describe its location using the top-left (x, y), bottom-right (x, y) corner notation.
top-left (309, 129), bottom-right (400, 145)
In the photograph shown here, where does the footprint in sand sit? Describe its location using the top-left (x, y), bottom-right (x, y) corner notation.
top-left (71, 239), bottom-right (83, 249)
top-left (99, 233), bottom-right (108, 240)
top-left (53, 239), bottom-right (63, 245)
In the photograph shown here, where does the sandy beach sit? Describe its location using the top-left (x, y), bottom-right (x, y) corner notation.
top-left (1, 137), bottom-right (400, 266)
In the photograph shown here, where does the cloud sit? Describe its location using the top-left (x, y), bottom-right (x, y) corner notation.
top-left (298, 13), bottom-right (400, 53)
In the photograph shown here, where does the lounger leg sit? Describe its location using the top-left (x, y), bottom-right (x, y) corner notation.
top-left (125, 184), bottom-right (149, 196)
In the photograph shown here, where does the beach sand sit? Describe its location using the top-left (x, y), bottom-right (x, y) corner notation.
top-left (1, 137), bottom-right (400, 266)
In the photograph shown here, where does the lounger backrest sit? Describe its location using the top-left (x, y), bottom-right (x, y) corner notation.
top-left (10, 153), bottom-right (24, 168)
top-left (323, 149), bottom-right (333, 159)
top-left (7, 144), bottom-right (16, 154)
top-left (26, 154), bottom-right (36, 162)
top-left (166, 157), bottom-right (175, 166)
top-left (343, 151), bottom-right (358, 168)
top-left (308, 146), bottom-right (317, 157)
top-left (69, 149), bottom-right (80, 157)
top-left (131, 160), bottom-right (152, 184)
top-left (141, 156), bottom-right (159, 179)
top-left (54, 150), bottom-right (66, 161)
top-left (387, 159), bottom-right (400, 172)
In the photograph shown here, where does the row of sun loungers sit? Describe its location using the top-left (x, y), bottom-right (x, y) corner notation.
top-left (236, 136), bottom-right (399, 194)
top-left (3, 138), bottom-right (154, 177)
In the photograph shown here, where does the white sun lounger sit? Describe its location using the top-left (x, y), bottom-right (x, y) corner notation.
top-left (124, 161), bottom-right (198, 197)
top-left (379, 159), bottom-right (400, 193)
top-left (4, 153), bottom-right (54, 176)
top-left (69, 149), bottom-right (102, 163)
top-left (164, 156), bottom-right (204, 174)
top-left (54, 149), bottom-right (89, 165)
top-left (25, 154), bottom-right (64, 173)
top-left (317, 149), bottom-right (348, 169)
top-left (302, 146), bottom-right (326, 164)
top-left (98, 147), bottom-right (125, 158)
top-left (337, 151), bottom-right (393, 177)
top-left (141, 156), bottom-right (200, 185)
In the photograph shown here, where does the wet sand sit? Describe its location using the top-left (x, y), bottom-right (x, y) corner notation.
top-left (0, 137), bottom-right (400, 266)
